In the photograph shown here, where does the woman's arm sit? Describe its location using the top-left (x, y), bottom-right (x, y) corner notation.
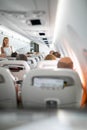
top-left (1, 47), bottom-right (4, 54)
top-left (0, 47), bottom-right (6, 57)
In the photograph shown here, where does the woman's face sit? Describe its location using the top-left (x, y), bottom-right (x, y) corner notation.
top-left (3, 38), bottom-right (9, 46)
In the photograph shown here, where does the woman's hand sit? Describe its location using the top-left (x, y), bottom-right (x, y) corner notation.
top-left (0, 53), bottom-right (6, 57)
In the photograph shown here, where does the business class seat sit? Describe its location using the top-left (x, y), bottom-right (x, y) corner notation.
top-left (22, 68), bottom-right (82, 108)
top-left (37, 60), bottom-right (58, 69)
top-left (0, 57), bottom-right (8, 61)
top-left (27, 57), bottom-right (37, 69)
top-left (37, 55), bottom-right (44, 61)
top-left (0, 60), bottom-right (30, 80)
top-left (7, 57), bottom-right (16, 60)
top-left (0, 67), bottom-right (17, 108)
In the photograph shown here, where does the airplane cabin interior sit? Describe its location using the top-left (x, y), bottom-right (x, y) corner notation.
top-left (0, 0), bottom-right (87, 130)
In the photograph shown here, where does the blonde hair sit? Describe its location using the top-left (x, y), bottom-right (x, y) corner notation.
top-left (2, 37), bottom-right (9, 47)
top-left (44, 54), bottom-right (56, 60)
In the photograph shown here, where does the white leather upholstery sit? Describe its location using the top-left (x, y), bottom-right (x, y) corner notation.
top-left (0, 60), bottom-right (30, 80)
top-left (37, 60), bottom-right (58, 69)
top-left (22, 68), bottom-right (82, 108)
top-left (0, 67), bottom-right (17, 108)
top-left (7, 57), bottom-right (16, 60)
top-left (27, 57), bottom-right (37, 69)
top-left (0, 57), bottom-right (8, 61)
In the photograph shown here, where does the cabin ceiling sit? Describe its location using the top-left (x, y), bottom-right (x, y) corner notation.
top-left (0, 0), bottom-right (58, 46)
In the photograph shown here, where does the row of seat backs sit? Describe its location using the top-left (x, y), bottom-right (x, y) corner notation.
top-left (0, 58), bottom-right (54, 82)
top-left (27, 55), bottom-right (44, 69)
top-left (0, 67), bottom-right (82, 109)
top-left (0, 56), bottom-right (40, 70)
top-left (0, 58), bottom-right (58, 72)
top-left (21, 68), bottom-right (82, 108)
top-left (0, 54), bottom-right (44, 70)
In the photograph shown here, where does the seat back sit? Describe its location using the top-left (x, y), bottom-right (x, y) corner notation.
top-left (0, 60), bottom-right (30, 80)
top-left (27, 57), bottom-right (37, 69)
top-left (7, 57), bottom-right (16, 60)
top-left (37, 60), bottom-right (58, 69)
top-left (0, 57), bottom-right (8, 61)
top-left (22, 68), bottom-right (82, 108)
top-left (0, 67), bottom-right (17, 108)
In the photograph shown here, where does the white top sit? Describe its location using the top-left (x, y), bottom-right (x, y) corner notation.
top-left (3, 46), bottom-right (12, 56)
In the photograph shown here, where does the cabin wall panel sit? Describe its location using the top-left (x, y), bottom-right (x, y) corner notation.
top-left (54, 0), bottom-right (87, 85)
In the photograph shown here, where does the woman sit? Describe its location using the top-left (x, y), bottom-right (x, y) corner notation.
top-left (1, 37), bottom-right (13, 56)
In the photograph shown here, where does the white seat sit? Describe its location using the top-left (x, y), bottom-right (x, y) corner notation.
top-left (37, 60), bottom-right (58, 69)
top-left (34, 57), bottom-right (40, 63)
top-left (7, 57), bottom-right (16, 60)
top-left (22, 68), bottom-right (82, 108)
top-left (0, 67), bottom-right (17, 108)
top-left (0, 57), bottom-right (8, 61)
top-left (27, 57), bottom-right (37, 69)
top-left (0, 60), bottom-right (30, 80)
top-left (37, 55), bottom-right (44, 61)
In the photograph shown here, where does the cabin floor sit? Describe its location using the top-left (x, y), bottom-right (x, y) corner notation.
top-left (0, 108), bottom-right (87, 130)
